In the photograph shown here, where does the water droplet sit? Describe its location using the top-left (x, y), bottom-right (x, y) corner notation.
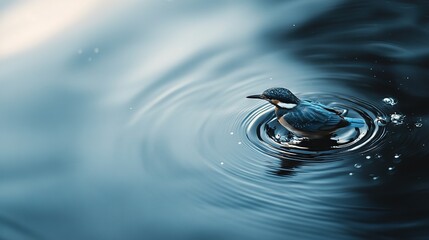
top-left (279, 136), bottom-right (288, 143)
top-left (230, 132), bottom-right (234, 135)
top-left (349, 172), bottom-right (354, 176)
top-left (354, 163), bottom-right (362, 169)
top-left (238, 141), bottom-right (242, 145)
top-left (383, 97), bottom-right (397, 106)
top-left (375, 116), bottom-right (387, 126)
top-left (393, 154), bottom-right (401, 163)
top-left (365, 155), bottom-right (371, 159)
top-left (220, 162), bottom-right (224, 165)
top-left (415, 122), bottom-right (423, 128)
top-left (390, 113), bottom-right (405, 125)
top-left (94, 48), bottom-right (99, 53)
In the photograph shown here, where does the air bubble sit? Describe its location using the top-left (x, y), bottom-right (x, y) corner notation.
top-left (354, 163), bottom-right (362, 169)
top-left (365, 155), bottom-right (371, 159)
top-left (415, 122), bottom-right (423, 128)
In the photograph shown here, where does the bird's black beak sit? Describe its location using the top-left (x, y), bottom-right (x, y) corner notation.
top-left (246, 94), bottom-right (265, 99)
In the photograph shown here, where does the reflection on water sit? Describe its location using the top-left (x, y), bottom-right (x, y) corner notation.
top-left (1, 0), bottom-right (429, 239)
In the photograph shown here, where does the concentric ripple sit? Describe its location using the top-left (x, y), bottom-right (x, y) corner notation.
top-left (244, 94), bottom-right (387, 161)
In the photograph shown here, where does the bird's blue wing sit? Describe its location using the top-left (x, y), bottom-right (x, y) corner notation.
top-left (284, 102), bottom-right (347, 132)
top-left (311, 101), bottom-right (346, 115)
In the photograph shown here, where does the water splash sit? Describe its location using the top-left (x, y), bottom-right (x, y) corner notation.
top-left (382, 97), bottom-right (397, 106)
top-left (390, 113), bottom-right (405, 125)
top-left (375, 116), bottom-right (388, 126)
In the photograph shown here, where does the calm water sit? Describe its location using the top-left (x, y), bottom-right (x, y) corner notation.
top-left (1, 1), bottom-right (429, 239)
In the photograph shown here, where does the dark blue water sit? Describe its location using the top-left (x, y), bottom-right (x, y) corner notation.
top-left (1, 1), bottom-right (429, 239)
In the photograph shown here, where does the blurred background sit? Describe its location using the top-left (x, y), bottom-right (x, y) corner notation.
top-left (1, 0), bottom-right (429, 239)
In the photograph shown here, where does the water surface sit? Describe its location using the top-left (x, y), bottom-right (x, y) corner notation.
top-left (1, 1), bottom-right (429, 239)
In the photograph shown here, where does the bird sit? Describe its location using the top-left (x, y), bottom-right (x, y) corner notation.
top-left (247, 87), bottom-right (365, 139)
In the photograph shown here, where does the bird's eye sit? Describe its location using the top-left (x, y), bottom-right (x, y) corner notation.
top-left (277, 102), bottom-right (297, 109)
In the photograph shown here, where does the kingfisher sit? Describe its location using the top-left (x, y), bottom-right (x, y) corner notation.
top-left (247, 88), bottom-right (365, 139)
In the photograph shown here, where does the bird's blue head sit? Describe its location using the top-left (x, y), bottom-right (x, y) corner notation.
top-left (247, 87), bottom-right (301, 109)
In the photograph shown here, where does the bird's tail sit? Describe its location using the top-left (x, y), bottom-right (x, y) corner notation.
top-left (344, 117), bottom-right (365, 128)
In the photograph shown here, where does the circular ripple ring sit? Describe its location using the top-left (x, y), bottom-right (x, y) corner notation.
top-left (244, 94), bottom-right (388, 162)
